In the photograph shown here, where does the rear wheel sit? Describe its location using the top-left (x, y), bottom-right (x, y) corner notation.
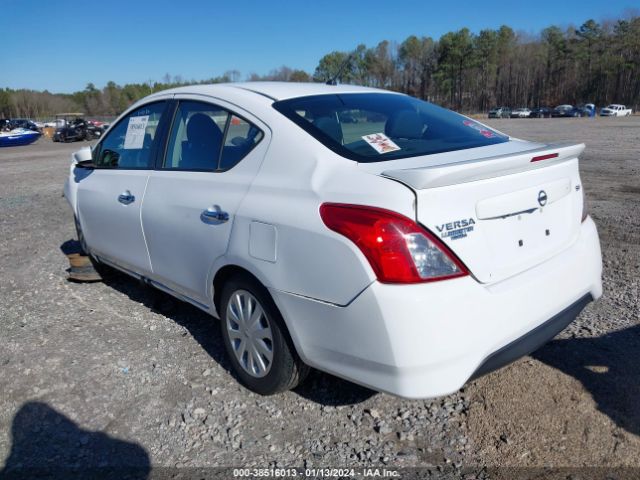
top-left (219, 274), bottom-right (309, 395)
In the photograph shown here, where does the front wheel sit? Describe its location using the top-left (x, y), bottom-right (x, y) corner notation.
top-left (74, 215), bottom-right (110, 277)
top-left (220, 274), bottom-right (309, 395)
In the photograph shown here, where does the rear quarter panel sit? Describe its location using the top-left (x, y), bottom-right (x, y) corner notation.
top-left (221, 115), bottom-right (416, 306)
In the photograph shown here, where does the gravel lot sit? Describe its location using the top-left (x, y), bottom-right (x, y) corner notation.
top-left (1, 117), bottom-right (638, 478)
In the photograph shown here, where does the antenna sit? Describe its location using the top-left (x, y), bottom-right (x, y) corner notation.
top-left (326, 53), bottom-right (355, 85)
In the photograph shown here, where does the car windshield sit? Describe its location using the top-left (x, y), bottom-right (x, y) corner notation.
top-left (273, 93), bottom-right (509, 162)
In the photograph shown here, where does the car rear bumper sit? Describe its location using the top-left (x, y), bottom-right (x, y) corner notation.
top-left (469, 292), bottom-right (592, 380)
top-left (271, 217), bottom-right (602, 398)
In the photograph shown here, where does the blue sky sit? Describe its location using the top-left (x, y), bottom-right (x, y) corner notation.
top-left (0, 0), bottom-right (636, 93)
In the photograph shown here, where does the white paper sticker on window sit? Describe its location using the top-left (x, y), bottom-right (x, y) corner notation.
top-left (362, 132), bottom-right (401, 154)
top-left (123, 115), bottom-right (149, 149)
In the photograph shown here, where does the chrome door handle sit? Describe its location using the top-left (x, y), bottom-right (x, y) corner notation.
top-left (201, 206), bottom-right (229, 224)
top-left (118, 190), bottom-right (135, 205)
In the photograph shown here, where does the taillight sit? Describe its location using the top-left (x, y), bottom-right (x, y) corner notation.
top-left (319, 203), bottom-right (469, 284)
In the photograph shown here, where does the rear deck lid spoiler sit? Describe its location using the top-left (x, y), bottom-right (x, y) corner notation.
top-left (381, 142), bottom-right (585, 190)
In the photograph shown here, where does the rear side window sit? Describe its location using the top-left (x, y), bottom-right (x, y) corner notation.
top-left (94, 102), bottom-right (166, 169)
top-left (163, 101), bottom-right (264, 171)
top-left (273, 93), bottom-right (508, 162)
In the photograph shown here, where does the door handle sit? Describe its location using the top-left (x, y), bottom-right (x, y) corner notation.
top-left (201, 206), bottom-right (229, 224)
top-left (118, 190), bottom-right (135, 205)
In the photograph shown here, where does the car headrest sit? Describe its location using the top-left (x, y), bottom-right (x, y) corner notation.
top-left (385, 110), bottom-right (424, 139)
top-left (314, 116), bottom-right (343, 144)
top-left (186, 113), bottom-right (222, 147)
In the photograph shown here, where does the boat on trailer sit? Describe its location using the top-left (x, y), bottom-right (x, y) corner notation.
top-left (0, 128), bottom-right (41, 147)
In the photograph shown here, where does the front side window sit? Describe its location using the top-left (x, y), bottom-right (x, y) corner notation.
top-left (95, 102), bottom-right (166, 168)
top-left (273, 93), bottom-right (509, 162)
top-left (163, 101), bottom-right (264, 171)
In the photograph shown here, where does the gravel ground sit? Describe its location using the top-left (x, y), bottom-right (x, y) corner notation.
top-left (0, 117), bottom-right (638, 478)
top-left (469, 117), bottom-right (640, 469)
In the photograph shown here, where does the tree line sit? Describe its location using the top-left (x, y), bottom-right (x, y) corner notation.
top-left (1, 14), bottom-right (638, 119)
top-left (314, 16), bottom-right (640, 112)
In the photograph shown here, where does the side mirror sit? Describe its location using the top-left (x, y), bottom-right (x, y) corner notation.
top-left (76, 159), bottom-right (96, 169)
top-left (73, 147), bottom-right (96, 169)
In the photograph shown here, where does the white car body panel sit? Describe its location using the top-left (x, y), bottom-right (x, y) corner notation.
top-left (271, 217), bottom-right (601, 398)
top-left (374, 144), bottom-right (585, 283)
top-left (64, 82), bottom-right (603, 398)
top-left (77, 169), bottom-right (152, 274)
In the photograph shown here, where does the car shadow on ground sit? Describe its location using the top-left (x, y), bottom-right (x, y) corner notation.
top-left (0, 402), bottom-right (150, 480)
top-left (532, 324), bottom-right (640, 436)
top-left (81, 252), bottom-right (376, 407)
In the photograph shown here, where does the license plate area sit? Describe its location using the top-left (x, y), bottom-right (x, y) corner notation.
top-left (480, 200), bottom-right (575, 276)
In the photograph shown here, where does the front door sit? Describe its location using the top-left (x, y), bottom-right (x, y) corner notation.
top-left (77, 101), bottom-right (168, 274)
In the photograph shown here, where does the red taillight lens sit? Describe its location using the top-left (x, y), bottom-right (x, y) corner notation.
top-left (319, 203), bottom-right (469, 284)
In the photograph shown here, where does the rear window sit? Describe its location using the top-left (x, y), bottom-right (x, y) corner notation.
top-left (273, 93), bottom-right (508, 162)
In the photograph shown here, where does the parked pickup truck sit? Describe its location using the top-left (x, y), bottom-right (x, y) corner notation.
top-left (600, 104), bottom-right (632, 117)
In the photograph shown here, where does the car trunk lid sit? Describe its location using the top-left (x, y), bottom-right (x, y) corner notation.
top-left (368, 142), bottom-right (585, 284)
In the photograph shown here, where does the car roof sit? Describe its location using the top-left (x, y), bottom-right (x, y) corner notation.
top-left (160, 82), bottom-right (390, 102)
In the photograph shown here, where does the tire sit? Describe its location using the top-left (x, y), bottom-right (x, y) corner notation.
top-left (74, 215), bottom-right (110, 276)
top-left (220, 273), bottom-right (309, 395)
top-left (74, 215), bottom-right (89, 254)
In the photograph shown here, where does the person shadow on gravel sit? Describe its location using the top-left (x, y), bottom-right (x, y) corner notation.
top-left (533, 324), bottom-right (640, 436)
top-left (0, 402), bottom-right (150, 480)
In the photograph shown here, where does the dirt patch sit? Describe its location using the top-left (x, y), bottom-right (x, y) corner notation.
top-left (468, 118), bottom-right (640, 468)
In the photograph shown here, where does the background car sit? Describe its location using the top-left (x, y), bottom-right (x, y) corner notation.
top-left (510, 108), bottom-right (531, 118)
top-left (600, 104), bottom-right (632, 116)
top-left (488, 106), bottom-right (511, 118)
top-left (530, 107), bottom-right (552, 118)
top-left (551, 105), bottom-right (575, 117)
top-left (578, 103), bottom-right (597, 117)
top-left (53, 118), bottom-right (103, 142)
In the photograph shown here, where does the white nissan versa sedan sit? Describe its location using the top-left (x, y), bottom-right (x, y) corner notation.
top-left (64, 82), bottom-right (602, 398)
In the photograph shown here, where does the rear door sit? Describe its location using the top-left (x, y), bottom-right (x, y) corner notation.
top-left (77, 101), bottom-right (169, 274)
top-left (141, 97), bottom-right (268, 304)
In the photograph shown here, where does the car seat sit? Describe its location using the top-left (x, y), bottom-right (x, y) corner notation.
top-left (180, 113), bottom-right (223, 170)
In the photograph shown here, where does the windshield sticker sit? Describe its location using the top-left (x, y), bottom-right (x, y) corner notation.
top-left (124, 115), bottom-right (149, 149)
top-left (362, 133), bottom-right (401, 154)
top-left (463, 120), bottom-right (496, 138)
